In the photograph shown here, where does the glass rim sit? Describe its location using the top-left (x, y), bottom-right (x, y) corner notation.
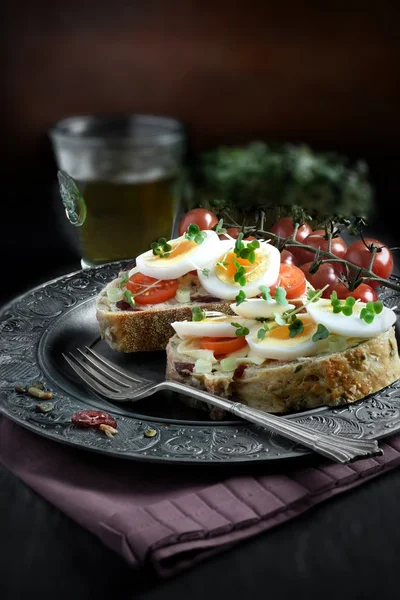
top-left (48, 113), bottom-right (185, 148)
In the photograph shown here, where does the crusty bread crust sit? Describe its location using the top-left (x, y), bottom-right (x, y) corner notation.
top-left (166, 327), bottom-right (400, 417)
top-left (96, 278), bottom-right (234, 352)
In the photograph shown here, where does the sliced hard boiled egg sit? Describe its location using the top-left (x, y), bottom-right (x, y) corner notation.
top-left (197, 239), bottom-right (280, 300)
top-left (246, 314), bottom-right (328, 360)
top-left (171, 315), bottom-right (257, 338)
top-left (231, 298), bottom-right (295, 319)
top-left (135, 230), bottom-right (222, 280)
top-left (306, 299), bottom-right (397, 338)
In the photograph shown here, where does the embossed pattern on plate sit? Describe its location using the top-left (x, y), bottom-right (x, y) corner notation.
top-left (1, 260), bottom-right (400, 465)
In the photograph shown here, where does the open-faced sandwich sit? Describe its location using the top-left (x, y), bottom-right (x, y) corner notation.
top-left (166, 290), bottom-right (400, 418)
top-left (96, 224), bottom-right (311, 352)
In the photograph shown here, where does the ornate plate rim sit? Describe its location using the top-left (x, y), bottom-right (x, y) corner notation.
top-left (1, 260), bottom-right (400, 466)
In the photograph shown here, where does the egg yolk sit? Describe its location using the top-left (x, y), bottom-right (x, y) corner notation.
top-left (266, 316), bottom-right (316, 342)
top-left (157, 239), bottom-right (196, 261)
top-left (215, 250), bottom-right (266, 284)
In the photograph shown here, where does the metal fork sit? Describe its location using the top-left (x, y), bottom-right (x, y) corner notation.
top-left (63, 347), bottom-right (382, 464)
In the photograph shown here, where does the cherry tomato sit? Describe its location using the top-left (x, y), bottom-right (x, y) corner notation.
top-left (219, 227), bottom-right (255, 241)
top-left (332, 282), bottom-right (378, 302)
top-left (199, 336), bottom-right (247, 354)
top-left (344, 238), bottom-right (394, 289)
top-left (297, 231), bottom-right (347, 266)
top-left (178, 208), bottom-right (219, 236)
top-left (271, 216), bottom-right (312, 242)
top-left (127, 272), bottom-right (178, 304)
top-left (270, 264), bottom-right (307, 299)
top-left (300, 262), bottom-right (338, 298)
top-left (280, 249), bottom-right (298, 266)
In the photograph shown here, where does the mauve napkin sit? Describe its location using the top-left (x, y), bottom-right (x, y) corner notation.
top-left (1, 415), bottom-right (400, 578)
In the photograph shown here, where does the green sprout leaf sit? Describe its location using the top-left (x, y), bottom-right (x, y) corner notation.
top-left (259, 285), bottom-right (272, 302)
top-left (119, 272), bottom-right (130, 285)
top-left (201, 268), bottom-right (210, 278)
top-left (192, 306), bottom-right (206, 321)
top-left (231, 322), bottom-right (250, 337)
top-left (288, 317), bottom-right (304, 338)
top-left (274, 286), bottom-right (289, 306)
top-left (185, 223), bottom-right (207, 244)
top-left (359, 300), bottom-right (383, 323)
top-left (214, 218), bottom-right (227, 235)
top-left (151, 237), bottom-right (172, 258)
top-left (235, 290), bottom-right (247, 305)
top-left (312, 323), bottom-right (329, 342)
top-left (273, 313), bottom-right (288, 326)
top-left (123, 290), bottom-right (135, 306)
top-left (307, 289), bottom-right (322, 302)
top-left (257, 321), bottom-right (270, 341)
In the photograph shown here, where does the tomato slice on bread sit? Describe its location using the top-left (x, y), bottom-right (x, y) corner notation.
top-left (126, 273), bottom-right (179, 304)
top-left (199, 336), bottom-right (247, 354)
top-left (270, 264), bottom-right (307, 299)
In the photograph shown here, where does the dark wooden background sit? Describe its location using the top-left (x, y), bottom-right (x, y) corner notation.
top-left (3, 1), bottom-right (400, 170)
top-left (1, 1), bottom-right (400, 296)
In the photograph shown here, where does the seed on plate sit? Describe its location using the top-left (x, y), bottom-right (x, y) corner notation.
top-left (144, 428), bottom-right (157, 437)
top-left (27, 386), bottom-right (54, 400)
top-left (15, 385), bottom-right (27, 393)
top-left (36, 401), bottom-right (55, 413)
top-left (99, 423), bottom-right (118, 437)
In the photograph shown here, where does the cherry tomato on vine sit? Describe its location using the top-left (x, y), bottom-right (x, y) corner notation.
top-left (178, 208), bottom-right (219, 236)
top-left (300, 262), bottom-right (338, 298)
top-left (344, 238), bottom-right (394, 289)
top-left (297, 231), bottom-right (347, 266)
top-left (270, 217), bottom-right (312, 242)
top-left (332, 282), bottom-right (379, 302)
top-left (219, 227), bottom-right (255, 241)
top-left (280, 249), bottom-right (298, 266)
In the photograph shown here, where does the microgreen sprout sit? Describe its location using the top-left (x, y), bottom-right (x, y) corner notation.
top-left (235, 290), bottom-right (247, 305)
top-left (119, 272), bottom-right (130, 285)
top-left (192, 306), bottom-right (206, 321)
top-left (360, 301), bottom-right (383, 324)
top-left (330, 291), bottom-right (356, 316)
top-left (312, 324), bottom-right (329, 342)
top-left (214, 219), bottom-right (227, 235)
top-left (216, 261), bottom-right (229, 270)
top-left (185, 223), bottom-right (207, 244)
top-left (123, 290), bottom-right (135, 307)
top-left (201, 268), bottom-right (210, 278)
top-left (233, 260), bottom-right (247, 286)
top-left (257, 322), bottom-right (270, 340)
top-left (231, 322), bottom-right (250, 337)
top-left (288, 317), bottom-right (304, 338)
top-left (151, 237), bottom-right (172, 258)
top-left (259, 285), bottom-right (272, 302)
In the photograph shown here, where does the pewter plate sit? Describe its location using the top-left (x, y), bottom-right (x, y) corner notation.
top-left (1, 260), bottom-right (400, 465)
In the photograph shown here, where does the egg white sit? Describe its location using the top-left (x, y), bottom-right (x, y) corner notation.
top-left (245, 315), bottom-right (328, 360)
top-left (231, 298), bottom-right (295, 319)
top-left (134, 230), bottom-right (222, 280)
top-left (306, 299), bottom-right (397, 338)
top-left (197, 239), bottom-right (281, 300)
top-left (172, 316), bottom-right (258, 338)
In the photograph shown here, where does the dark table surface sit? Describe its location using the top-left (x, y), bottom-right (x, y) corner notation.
top-left (1, 160), bottom-right (400, 600)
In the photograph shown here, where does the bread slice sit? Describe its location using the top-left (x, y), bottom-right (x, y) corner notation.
top-left (166, 327), bottom-right (400, 418)
top-left (95, 276), bottom-right (234, 352)
top-left (96, 273), bottom-right (312, 353)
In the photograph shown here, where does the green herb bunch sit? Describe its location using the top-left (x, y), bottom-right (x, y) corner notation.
top-left (179, 141), bottom-right (373, 223)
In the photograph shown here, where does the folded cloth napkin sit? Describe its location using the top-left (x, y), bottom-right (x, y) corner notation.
top-left (1, 415), bottom-right (400, 578)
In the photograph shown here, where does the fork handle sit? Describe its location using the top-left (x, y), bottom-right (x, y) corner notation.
top-left (162, 381), bottom-right (381, 463)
